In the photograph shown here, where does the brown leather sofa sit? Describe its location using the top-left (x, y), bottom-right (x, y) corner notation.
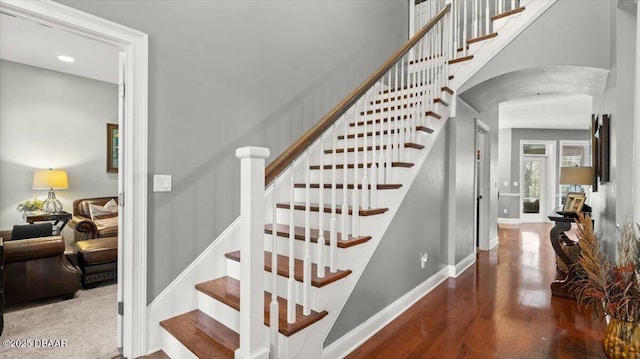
top-left (69, 196), bottom-right (118, 239)
top-left (0, 224), bottom-right (80, 305)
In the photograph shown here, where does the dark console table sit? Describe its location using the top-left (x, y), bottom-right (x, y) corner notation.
top-left (23, 211), bottom-right (72, 232)
top-left (547, 209), bottom-right (591, 300)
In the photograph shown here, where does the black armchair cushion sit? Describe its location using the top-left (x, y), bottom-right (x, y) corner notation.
top-left (11, 223), bottom-right (53, 240)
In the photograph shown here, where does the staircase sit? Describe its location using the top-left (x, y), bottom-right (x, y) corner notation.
top-left (148, 0), bottom-right (555, 358)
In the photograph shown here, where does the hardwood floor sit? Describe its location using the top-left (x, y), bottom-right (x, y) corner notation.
top-left (347, 223), bottom-right (607, 359)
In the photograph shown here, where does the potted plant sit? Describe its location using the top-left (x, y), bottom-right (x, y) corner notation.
top-left (573, 213), bottom-right (640, 358)
top-left (16, 198), bottom-right (44, 213)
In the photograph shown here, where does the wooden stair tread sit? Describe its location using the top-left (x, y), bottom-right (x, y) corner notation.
top-left (293, 183), bottom-right (402, 190)
top-left (491, 6), bottom-right (525, 21)
top-left (276, 202), bottom-right (388, 216)
top-left (337, 126), bottom-right (432, 139)
top-left (360, 103), bottom-right (415, 116)
top-left (265, 223), bottom-right (371, 248)
top-left (325, 143), bottom-right (424, 154)
top-left (351, 112), bottom-right (441, 127)
top-left (441, 86), bottom-right (454, 95)
top-left (448, 55), bottom-right (473, 65)
top-left (137, 350), bottom-right (171, 359)
top-left (309, 162), bottom-right (414, 170)
top-left (196, 276), bottom-right (328, 337)
top-left (224, 251), bottom-right (351, 288)
top-left (467, 32), bottom-right (498, 45)
top-left (434, 97), bottom-right (449, 106)
top-left (159, 310), bottom-right (238, 359)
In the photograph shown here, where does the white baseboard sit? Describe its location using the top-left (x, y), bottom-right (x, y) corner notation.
top-left (489, 236), bottom-right (499, 250)
top-left (454, 253), bottom-right (475, 277)
top-left (321, 267), bottom-right (450, 359)
top-left (497, 217), bottom-right (521, 224)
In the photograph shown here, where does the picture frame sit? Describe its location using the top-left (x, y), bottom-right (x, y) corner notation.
top-left (599, 114), bottom-right (610, 184)
top-left (107, 123), bottom-right (119, 173)
top-left (590, 114), bottom-right (599, 192)
top-left (563, 192), bottom-right (586, 213)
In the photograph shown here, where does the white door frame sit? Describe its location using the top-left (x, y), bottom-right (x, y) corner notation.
top-left (519, 140), bottom-right (556, 223)
top-left (475, 119), bottom-right (490, 250)
top-left (0, 1), bottom-right (150, 357)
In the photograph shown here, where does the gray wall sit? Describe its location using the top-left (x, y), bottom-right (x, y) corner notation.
top-left (497, 128), bottom-right (590, 220)
top-left (326, 122), bottom-right (449, 347)
top-left (56, 0), bottom-right (409, 301)
top-left (0, 60), bottom-right (118, 241)
top-left (325, 100), bottom-right (478, 346)
top-left (449, 99), bottom-right (477, 263)
top-left (459, 0), bottom-right (611, 93)
top-left (592, 0), bottom-right (637, 256)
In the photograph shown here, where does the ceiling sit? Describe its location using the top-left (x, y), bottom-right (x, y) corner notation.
top-left (0, 11), bottom-right (120, 84)
top-left (499, 93), bottom-right (593, 130)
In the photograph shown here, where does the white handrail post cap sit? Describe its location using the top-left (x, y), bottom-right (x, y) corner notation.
top-left (236, 146), bottom-right (270, 159)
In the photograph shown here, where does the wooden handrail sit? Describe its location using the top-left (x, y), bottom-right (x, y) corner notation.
top-left (265, 4), bottom-right (451, 186)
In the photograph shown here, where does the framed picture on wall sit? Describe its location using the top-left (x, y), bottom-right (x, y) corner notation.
top-left (563, 192), bottom-right (586, 213)
top-left (107, 123), bottom-right (119, 173)
top-left (599, 114), bottom-right (610, 183)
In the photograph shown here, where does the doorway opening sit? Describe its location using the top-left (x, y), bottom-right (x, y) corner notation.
top-left (0, 1), bottom-right (149, 357)
top-left (475, 120), bottom-right (490, 250)
top-left (519, 141), bottom-right (556, 223)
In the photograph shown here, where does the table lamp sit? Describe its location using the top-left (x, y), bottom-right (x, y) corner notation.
top-left (32, 169), bottom-right (68, 213)
top-left (559, 166), bottom-right (593, 194)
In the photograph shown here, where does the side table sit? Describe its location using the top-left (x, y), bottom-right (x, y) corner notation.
top-left (547, 209), bottom-right (592, 300)
top-left (23, 211), bottom-right (73, 234)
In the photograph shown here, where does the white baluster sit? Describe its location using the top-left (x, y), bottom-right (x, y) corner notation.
top-left (235, 146), bottom-right (270, 359)
top-left (393, 64), bottom-right (400, 163)
top-left (371, 90), bottom-right (378, 210)
top-left (330, 123), bottom-right (338, 272)
top-left (385, 72), bottom-right (393, 184)
top-left (317, 134), bottom-right (325, 278)
top-left (463, 0), bottom-right (468, 55)
top-left (341, 111), bottom-right (349, 240)
top-left (511, 0), bottom-right (516, 11)
top-left (287, 167), bottom-right (295, 324)
top-left (303, 152), bottom-right (311, 316)
top-left (362, 92), bottom-right (370, 210)
top-left (351, 106), bottom-right (360, 238)
top-left (399, 58), bottom-right (406, 160)
top-left (270, 183), bottom-right (279, 359)
top-left (498, 0), bottom-right (503, 15)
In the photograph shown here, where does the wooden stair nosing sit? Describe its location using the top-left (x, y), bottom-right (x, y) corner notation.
top-left (434, 98), bottom-right (449, 106)
top-left (294, 183), bottom-right (402, 190)
top-left (276, 202), bottom-right (388, 216)
top-left (325, 142), bottom-right (425, 154)
top-left (159, 310), bottom-right (238, 359)
top-left (265, 223), bottom-right (371, 248)
top-left (490, 6), bottom-right (525, 21)
top-left (467, 32), bottom-right (498, 45)
top-left (337, 126), bottom-right (433, 139)
top-left (195, 276), bottom-right (328, 337)
top-left (224, 251), bottom-right (352, 288)
top-left (309, 162), bottom-right (415, 170)
top-left (441, 86), bottom-right (454, 95)
top-left (448, 55), bottom-right (473, 65)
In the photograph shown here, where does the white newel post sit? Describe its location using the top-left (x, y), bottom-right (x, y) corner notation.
top-left (235, 146), bottom-right (270, 359)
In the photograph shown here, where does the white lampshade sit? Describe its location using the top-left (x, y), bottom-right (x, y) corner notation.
top-left (32, 170), bottom-right (69, 190)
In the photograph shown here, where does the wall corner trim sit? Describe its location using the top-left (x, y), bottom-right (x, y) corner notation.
top-left (454, 253), bottom-right (476, 277)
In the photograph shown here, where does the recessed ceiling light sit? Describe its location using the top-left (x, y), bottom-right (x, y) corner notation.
top-left (57, 55), bottom-right (75, 63)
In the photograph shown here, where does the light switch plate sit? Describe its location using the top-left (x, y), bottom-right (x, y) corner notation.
top-left (153, 175), bottom-right (172, 192)
top-left (513, 181), bottom-right (518, 186)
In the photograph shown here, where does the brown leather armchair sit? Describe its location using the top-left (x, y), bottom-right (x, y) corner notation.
top-left (69, 197), bottom-right (118, 239)
top-left (0, 225), bottom-right (80, 305)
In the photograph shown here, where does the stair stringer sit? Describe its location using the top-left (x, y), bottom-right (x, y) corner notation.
top-left (449, 0), bottom-right (557, 92)
top-left (272, 105), bottom-right (453, 359)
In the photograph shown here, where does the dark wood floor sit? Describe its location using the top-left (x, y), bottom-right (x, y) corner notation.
top-left (347, 223), bottom-right (607, 359)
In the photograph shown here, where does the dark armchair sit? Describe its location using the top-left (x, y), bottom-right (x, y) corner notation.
top-left (69, 197), bottom-right (118, 239)
top-left (1, 224), bottom-right (80, 305)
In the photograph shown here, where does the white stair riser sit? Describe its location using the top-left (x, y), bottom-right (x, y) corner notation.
top-left (161, 328), bottom-right (198, 359)
top-left (308, 164), bottom-right (415, 183)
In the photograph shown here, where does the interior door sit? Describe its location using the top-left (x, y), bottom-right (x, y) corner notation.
top-left (521, 156), bottom-right (546, 222)
top-left (116, 51), bottom-right (125, 350)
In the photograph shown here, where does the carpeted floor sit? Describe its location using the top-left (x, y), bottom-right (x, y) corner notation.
top-left (1, 282), bottom-right (119, 359)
